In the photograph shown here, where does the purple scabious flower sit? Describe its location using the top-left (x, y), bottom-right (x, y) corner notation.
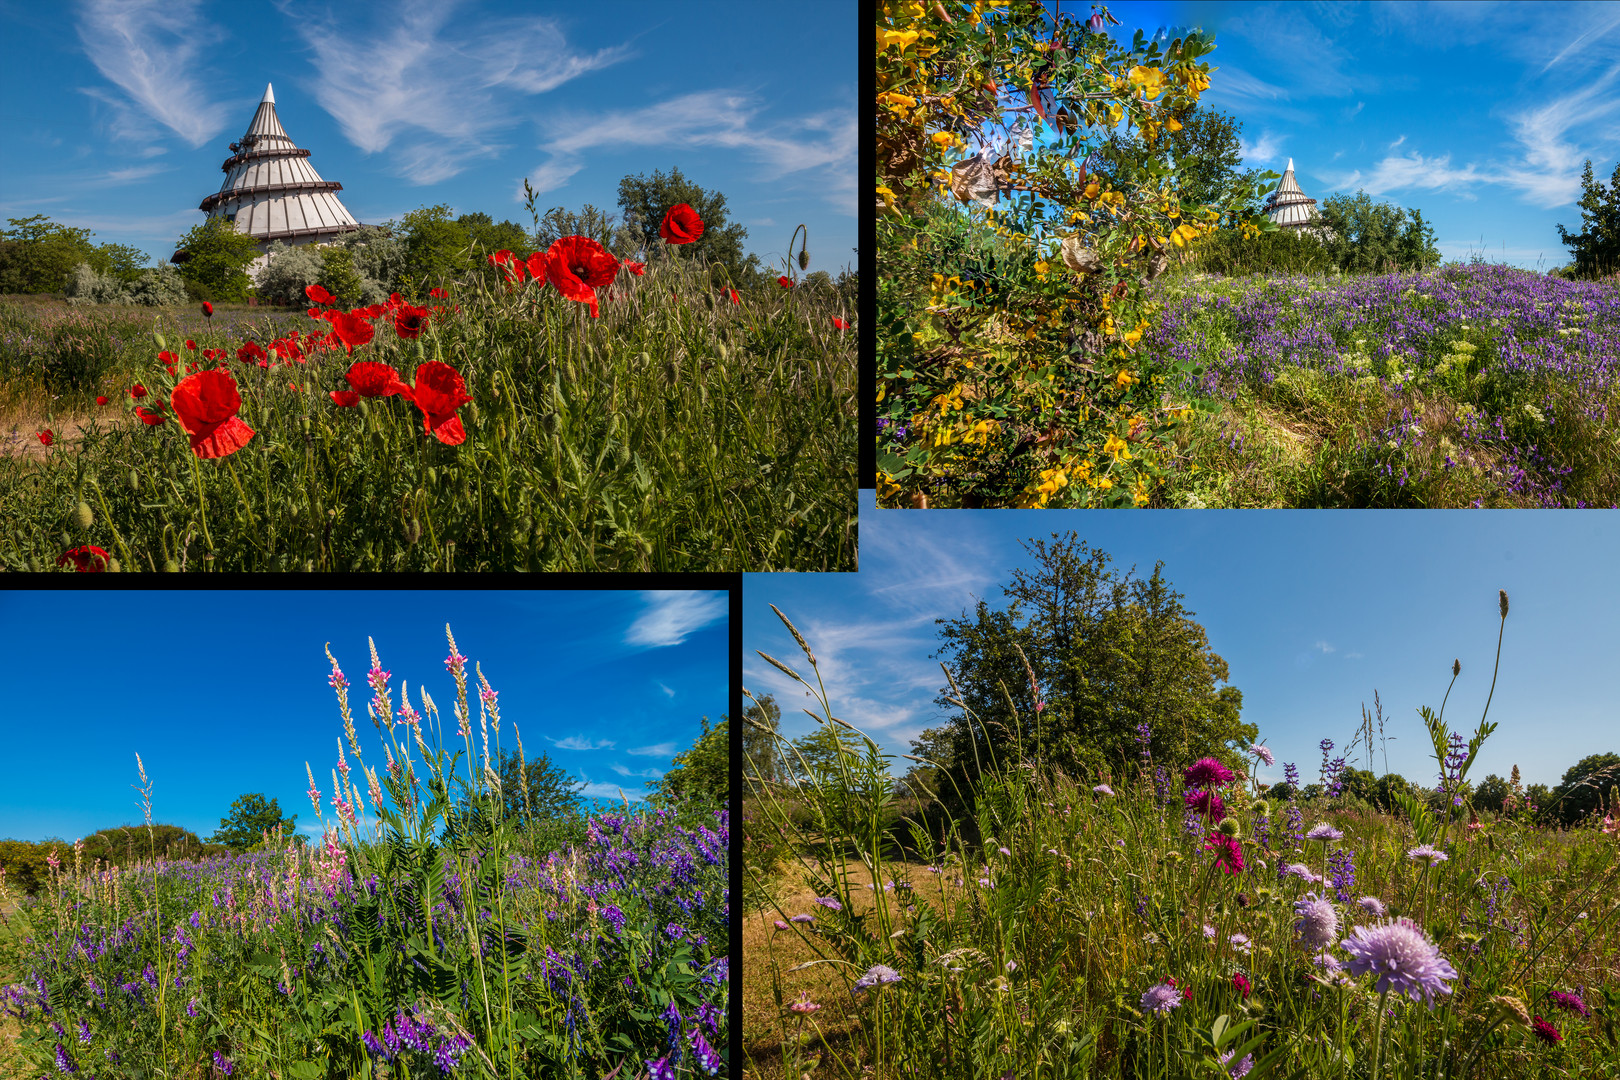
top-left (1407, 844), bottom-right (1449, 865)
top-left (1248, 744), bottom-right (1274, 767)
top-left (852, 965), bottom-right (903, 995)
top-left (1340, 918), bottom-right (1459, 1008)
top-left (1140, 980), bottom-right (1183, 1016)
top-left (1358, 896), bottom-right (1387, 918)
top-left (1305, 823), bottom-right (1343, 842)
top-left (814, 896), bottom-right (842, 911)
top-left (1293, 892), bottom-right (1339, 949)
top-left (1547, 990), bottom-right (1590, 1018)
top-left (1184, 757), bottom-right (1235, 788)
top-left (1093, 783), bottom-right (1115, 796)
top-left (1219, 1050), bottom-right (1255, 1078)
top-left (789, 914), bottom-right (814, 923)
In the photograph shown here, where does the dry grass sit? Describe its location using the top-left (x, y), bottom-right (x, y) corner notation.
top-left (744, 854), bottom-right (976, 1080)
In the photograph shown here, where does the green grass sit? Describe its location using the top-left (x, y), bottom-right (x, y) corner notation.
top-left (0, 248), bottom-right (855, 571)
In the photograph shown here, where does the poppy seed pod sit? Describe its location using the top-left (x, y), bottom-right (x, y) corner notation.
top-left (73, 502), bottom-right (94, 529)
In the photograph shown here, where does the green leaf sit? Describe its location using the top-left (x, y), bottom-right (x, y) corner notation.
top-left (287, 1062), bottom-right (324, 1079)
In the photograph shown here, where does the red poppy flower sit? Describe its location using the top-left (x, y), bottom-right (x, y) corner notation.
top-left (37, 429), bottom-right (53, 447)
top-left (237, 341), bottom-right (268, 364)
top-left (659, 203), bottom-right (704, 245)
top-left (96, 395), bottom-right (109, 406)
top-left (134, 405), bottom-right (165, 424)
top-left (344, 361), bottom-right (411, 399)
top-left (171, 369), bottom-right (255, 459)
top-left (201, 301), bottom-right (213, 318)
top-left (777, 276), bottom-right (794, 289)
top-left (307, 307), bottom-right (325, 320)
top-left (330, 390), bottom-right (361, 407)
top-left (387, 292), bottom-right (405, 308)
top-left (525, 250), bottom-right (553, 286)
top-left (305, 283), bottom-right (336, 306)
top-left (488, 249), bottom-right (515, 267)
top-left (429, 286), bottom-right (448, 299)
top-left (327, 310), bottom-right (375, 354)
top-left (408, 360), bottom-right (472, 445)
top-left (726, 288), bottom-right (740, 305)
top-left (833, 317), bottom-right (850, 329)
top-left (57, 545), bottom-right (110, 572)
top-left (185, 339), bottom-right (196, 350)
top-left (622, 260), bottom-right (646, 276)
top-left (394, 304), bottom-right (432, 340)
top-left (544, 235), bottom-right (620, 318)
top-left (130, 383), bottom-right (149, 399)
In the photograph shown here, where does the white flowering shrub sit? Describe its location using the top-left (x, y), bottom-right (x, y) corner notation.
top-left (126, 265), bottom-right (190, 307)
top-left (63, 263), bottom-right (133, 306)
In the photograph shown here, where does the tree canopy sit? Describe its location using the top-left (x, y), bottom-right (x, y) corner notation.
top-left (1317, 191), bottom-right (1440, 274)
top-left (172, 216), bottom-right (262, 302)
top-left (207, 793), bottom-right (298, 852)
top-left (0, 215), bottom-right (150, 295)
top-left (916, 535), bottom-right (1253, 810)
top-left (1550, 751), bottom-right (1620, 826)
top-left (1555, 159), bottom-right (1620, 280)
top-left (743, 694), bottom-right (785, 789)
top-left (647, 715), bottom-right (729, 806)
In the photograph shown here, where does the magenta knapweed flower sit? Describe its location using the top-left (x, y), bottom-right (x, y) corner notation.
top-left (1306, 823), bottom-right (1344, 842)
top-left (1407, 844), bottom-right (1449, 865)
top-left (1293, 892), bottom-right (1339, 949)
top-left (1248, 744), bottom-right (1274, 767)
top-left (1232, 972), bottom-right (1251, 999)
top-left (1185, 789), bottom-right (1227, 823)
top-left (1359, 896), bottom-right (1388, 917)
top-left (1532, 1016), bottom-right (1562, 1044)
top-left (1203, 833), bottom-right (1245, 874)
top-left (814, 896), bottom-right (842, 911)
top-left (1547, 990), bottom-right (1590, 1018)
top-left (852, 964), bottom-right (902, 995)
top-left (1340, 917), bottom-right (1459, 1008)
top-left (1140, 979), bottom-right (1183, 1016)
top-left (1184, 757), bottom-right (1235, 787)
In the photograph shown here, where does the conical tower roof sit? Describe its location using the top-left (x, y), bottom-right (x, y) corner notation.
top-left (198, 83), bottom-right (359, 249)
top-left (1263, 158), bottom-right (1330, 234)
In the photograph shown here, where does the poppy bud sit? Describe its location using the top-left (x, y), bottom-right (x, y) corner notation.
top-left (427, 467), bottom-right (438, 486)
top-left (541, 412), bottom-right (559, 434)
top-left (406, 518), bottom-right (421, 545)
top-left (798, 248), bottom-right (811, 271)
top-left (662, 360), bottom-right (679, 385)
top-left (73, 502), bottom-right (94, 529)
top-left (163, 559), bottom-right (180, 572)
top-left (107, 557), bottom-right (121, 573)
top-left (129, 469), bottom-right (140, 493)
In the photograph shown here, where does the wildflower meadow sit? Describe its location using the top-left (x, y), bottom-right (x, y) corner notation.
top-left (1, 626), bottom-right (730, 1078)
top-left (1, 205), bottom-right (855, 572)
top-left (742, 600), bottom-right (1620, 1078)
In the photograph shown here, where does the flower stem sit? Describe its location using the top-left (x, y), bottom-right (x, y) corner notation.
top-left (1369, 988), bottom-right (1390, 1080)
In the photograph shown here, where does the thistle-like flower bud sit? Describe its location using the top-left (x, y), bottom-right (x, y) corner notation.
top-left (73, 502), bottom-right (94, 529)
top-left (1492, 995), bottom-right (1531, 1028)
top-left (1499, 589), bottom-right (1509, 618)
top-left (1252, 800), bottom-right (1271, 817)
top-left (1218, 818), bottom-right (1241, 838)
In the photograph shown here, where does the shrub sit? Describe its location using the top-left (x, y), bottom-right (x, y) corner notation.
top-left (63, 262), bottom-right (133, 306)
top-left (126, 264), bottom-right (190, 306)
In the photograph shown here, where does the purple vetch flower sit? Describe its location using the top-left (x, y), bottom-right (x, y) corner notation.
top-left (1328, 848), bottom-right (1357, 904)
top-left (646, 1057), bottom-right (677, 1080)
top-left (1293, 892), bottom-right (1339, 949)
top-left (852, 964), bottom-right (903, 995)
top-left (1340, 918), bottom-right (1459, 1008)
top-left (55, 1042), bottom-right (78, 1074)
top-left (688, 1027), bottom-right (722, 1075)
top-left (1284, 762), bottom-right (1300, 788)
top-left (213, 1049), bottom-right (234, 1075)
top-left (1139, 980), bottom-right (1183, 1016)
top-left (76, 1018), bottom-right (91, 1044)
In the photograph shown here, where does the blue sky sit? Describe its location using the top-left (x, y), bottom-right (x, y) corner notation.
top-left (0, 0), bottom-right (855, 278)
top-left (0, 590), bottom-right (726, 844)
top-left (745, 493), bottom-right (1620, 792)
top-left (961, 1), bottom-right (1620, 271)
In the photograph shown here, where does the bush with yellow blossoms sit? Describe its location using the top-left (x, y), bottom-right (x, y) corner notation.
top-left (876, 0), bottom-right (1279, 507)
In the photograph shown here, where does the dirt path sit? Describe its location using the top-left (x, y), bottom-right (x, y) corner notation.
top-left (1, 411), bottom-right (133, 463)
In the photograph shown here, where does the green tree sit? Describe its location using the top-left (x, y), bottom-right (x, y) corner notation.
top-left (921, 535), bottom-right (1253, 813)
top-left (649, 715), bottom-right (729, 805)
top-left (172, 216), bottom-right (262, 302)
top-left (1089, 103), bottom-right (1262, 218)
top-left (743, 693), bottom-right (785, 789)
top-left (1473, 773), bottom-right (1512, 815)
top-left (1555, 159), bottom-right (1620, 279)
top-left (318, 246), bottom-right (365, 308)
top-left (616, 167), bottom-right (762, 288)
top-left (207, 793), bottom-right (298, 852)
top-left (397, 205), bottom-right (473, 297)
top-left (1549, 751), bottom-right (1620, 826)
top-left (1367, 772), bottom-right (1416, 813)
top-left (85, 242), bottom-right (151, 284)
top-left (532, 203), bottom-right (638, 260)
top-left (457, 211), bottom-right (531, 259)
top-left (1317, 191), bottom-right (1439, 274)
top-left (486, 744), bottom-right (585, 826)
top-left (0, 215), bottom-right (100, 294)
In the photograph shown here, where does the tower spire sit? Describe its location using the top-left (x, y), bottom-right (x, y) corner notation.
top-left (262, 83), bottom-right (275, 104)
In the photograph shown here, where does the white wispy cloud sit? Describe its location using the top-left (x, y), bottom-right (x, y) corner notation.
top-left (609, 763), bottom-right (664, 779)
top-left (655, 681), bottom-right (676, 699)
top-left (525, 90), bottom-right (857, 215)
top-left (74, 0), bottom-right (236, 147)
top-left (626, 743), bottom-right (676, 757)
top-left (546, 734), bottom-right (616, 751)
top-left (1388, 135), bottom-right (1407, 151)
top-left (1315, 641), bottom-right (1336, 654)
top-left (625, 592), bottom-right (725, 648)
top-left (1241, 131), bottom-right (1283, 164)
top-left (578, 781), bottom-right (645, 802)
top-left (287, 0), bottom-right (633, 184)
